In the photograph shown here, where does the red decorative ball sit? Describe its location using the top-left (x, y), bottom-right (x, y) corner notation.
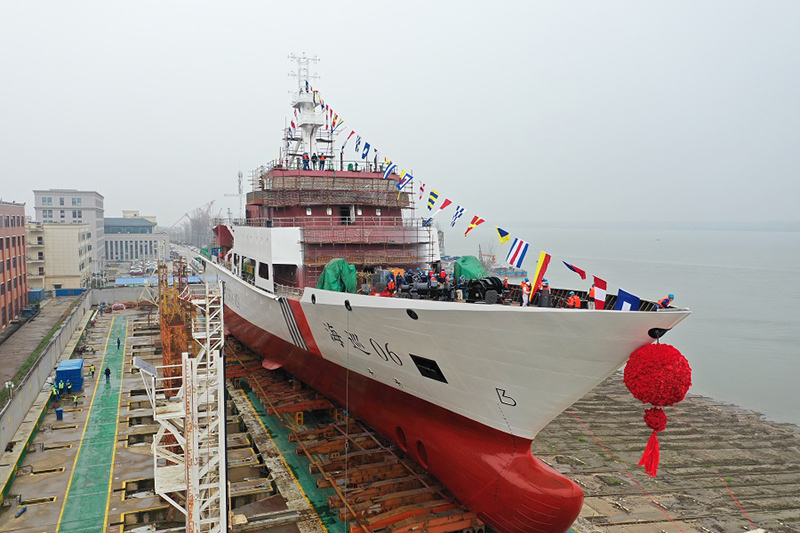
top-left (624, 344), bottom-right (692, 407)
top-left (644, 407), bottom-right (668, 432)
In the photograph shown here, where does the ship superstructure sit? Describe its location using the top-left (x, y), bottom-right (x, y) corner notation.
top-left (206, 56), bottom-right (691, 533)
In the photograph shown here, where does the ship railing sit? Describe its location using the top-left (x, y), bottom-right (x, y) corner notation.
top-left (274, 283), bottom-right (304, 300)
top-left (215, 216), bottom-right (430, 230)
top-left (258, 158), bottom-right (399, 176)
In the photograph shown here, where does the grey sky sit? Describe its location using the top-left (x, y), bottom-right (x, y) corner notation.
top-left (2, 1), bottom-right (799, 232)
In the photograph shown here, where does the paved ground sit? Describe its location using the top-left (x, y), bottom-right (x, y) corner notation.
top-left (535, 372), bottom-right (800, 532)
top-left (0, 297), bottom-right (78, 386)
top-left (57, 316), bottom-right (128, 533)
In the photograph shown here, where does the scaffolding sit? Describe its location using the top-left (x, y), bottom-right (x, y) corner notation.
top-left (137, 281), bottom-right (228, 533)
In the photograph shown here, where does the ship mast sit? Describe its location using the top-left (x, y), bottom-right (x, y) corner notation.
top-left (288, 53), bottom-right (324, 157)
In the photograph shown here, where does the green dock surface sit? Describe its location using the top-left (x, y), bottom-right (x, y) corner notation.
top-left (57, 316), bottom-right (127, 533)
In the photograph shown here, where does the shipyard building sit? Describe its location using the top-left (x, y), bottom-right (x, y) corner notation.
top-left (33, 189), bottom-right (105, 283)
top-left (104, 210), bottom-right (170, 261)
top-left (25, 222), bottom-right (92, 292)
top-left (0, 201), bottom-right (28, 329)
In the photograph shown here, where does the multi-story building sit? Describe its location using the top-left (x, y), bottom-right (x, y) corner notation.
top-left (1, 202), bottom-right (28, 329)
top-left (104, 211), bottom-right (170, 261)
top-left (33, 189), bottom-right (105, 283)
top-left (26, 222), bottom-right (91, 291)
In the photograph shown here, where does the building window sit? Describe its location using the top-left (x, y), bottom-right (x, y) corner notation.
top-left (60, 210), bottom-right (65, 218)
top-left (59, 197), bottom-right (64, 205)
top-left (38, 252), bottom-right (43, 260)
top-left (38, 267), bottom-right (44, 275)
top-left (77, 198), bottom-right (81, 206)
top-left (258, 262), bottom-right (270, 280)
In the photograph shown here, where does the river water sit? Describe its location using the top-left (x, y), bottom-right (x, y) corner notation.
top-left (448, 225), bottom-right (800, 426)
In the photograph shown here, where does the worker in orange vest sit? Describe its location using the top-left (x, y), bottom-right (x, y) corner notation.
top-left (387, 279), bottom-right (396, 295)
top-left (657, 294), bottom-right (675, 308)
top-left (566, 291), bottom-right (581, 309)
top-left (588, 284), bottom-right (596, 309)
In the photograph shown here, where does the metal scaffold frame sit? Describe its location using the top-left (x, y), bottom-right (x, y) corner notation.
top-left (136, 281), bottom-right (228, 533)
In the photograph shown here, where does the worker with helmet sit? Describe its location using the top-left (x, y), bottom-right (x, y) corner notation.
top-left (566, 291), bottom-right (581, 309)
top-left (657, 293), bottom-right (675, 308)
top-left (521, 277), bottom-right (532, 307)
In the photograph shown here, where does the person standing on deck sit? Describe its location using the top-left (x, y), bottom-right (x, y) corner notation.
top-left (302, 152), bottom-right (310, 170)
top-left (58, 380), bottom-right (65, 396)
top-left (52, 385), bottom-right (59, 402)
top-left (657, 294), bottom-right (675, 308)
top-left (566, 291), bottom-right (581, 309)
top-left (104, 366), bottom-right (111, 383)
top-left (117, 337), bottom-right (121, 350)
top-left (72, 395), bottom-right (79, 409)
top-left (66, 380), bottom-right (72, 395)
top-left (587, 284), bottom-right (596, 309)
top-left (521, 278), bottom-right (531, 307)
top-left (89, 364), bottom-right (95, 378)
top-left (319, 154), bottom-right (326, 170)
top-left (311, 153), bottom-right (319, 170)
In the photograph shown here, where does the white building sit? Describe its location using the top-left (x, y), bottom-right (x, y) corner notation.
top-left (26, 222), bottom-right (92, 291)
top-left (104, 213), bottom-right (170, 261)
top-left (33, 189), bottom-right (105, 283)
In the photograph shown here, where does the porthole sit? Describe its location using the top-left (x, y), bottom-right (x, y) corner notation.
top-left (311, 294), bottom-right (316, 304)
top-left (344, 299), bottom-right (352, 311)
top-left (395, 426), bottom-right (407, 452)
top-left (416, 440), bottom-right (428, 469)
top-left (406, 309), bottom-right (418, 320)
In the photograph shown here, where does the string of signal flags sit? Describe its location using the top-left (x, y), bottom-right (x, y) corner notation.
top-left (291, 83), bottom-right (645, 311)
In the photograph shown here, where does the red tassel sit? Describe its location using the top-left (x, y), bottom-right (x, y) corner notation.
top-left (638, 430), bottom-right (661, 477)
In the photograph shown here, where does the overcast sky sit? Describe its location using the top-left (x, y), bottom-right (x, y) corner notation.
top-left (2, 1), bottom-right (799, 232)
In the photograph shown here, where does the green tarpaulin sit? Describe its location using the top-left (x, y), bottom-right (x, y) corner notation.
top-left (316, 258), bottom-right (357, 293)
top-left (453, 255), bottom-right (489, 280)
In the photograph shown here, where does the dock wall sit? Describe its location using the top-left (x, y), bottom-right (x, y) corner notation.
top-left (91, 286), bottom-right (148, 305)
top-left (0, 292), bottom-right (92, 454)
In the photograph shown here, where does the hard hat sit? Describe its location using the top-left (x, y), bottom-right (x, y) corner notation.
top-left (523, 277), bottom-right (529, 281)
top-left (668, 293), bottom-right (675, 299)
top-left (569, 291), bottom-right (575, 295)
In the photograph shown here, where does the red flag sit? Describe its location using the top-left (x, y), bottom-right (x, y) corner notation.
top-left (464, 216), bottom-right (485, 237)
top-left (593, 276), bottom-right (607, 310)
top-left (563, 261), bottom-right (586, 280)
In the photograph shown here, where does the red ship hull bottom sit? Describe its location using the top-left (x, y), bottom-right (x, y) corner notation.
top-left (226, 307), bottom-right (584, 533)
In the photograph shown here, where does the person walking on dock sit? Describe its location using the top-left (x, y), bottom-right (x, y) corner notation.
top-left (58, 380), bottom-right (65, 396)
top-left (116, 337), bottom-right (121, 350)
top-left (104, 366), bottom-right (111, 383)
top-left (72, 394), bottom-right (79, 409)
top-left (89, 364), bottom-right (95, 378)
top-left (52, 385), bottom-right (59, 402)
top-left (66, 380), bottom-right (72, 395)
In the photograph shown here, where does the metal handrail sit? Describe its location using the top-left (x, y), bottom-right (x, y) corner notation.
top-left (256, 158), bottom-right (398, 176)
top-left (215, 216), bottom-right (427, 229)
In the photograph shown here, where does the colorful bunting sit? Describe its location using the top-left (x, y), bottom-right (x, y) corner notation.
top-left (563, 261), bottom-right (587, 280)
top-left (355, 136), bottom-right (362, 152)
top-left (593, 276), bottom-right (607, 310)
top-left (419, 182), bottom-right (426, 201)
top-left (383, 163), bottom-right (397, 180)
top-left (531, 251), bottom-right (551, 290)
top-left (397, 170), bottom-right (413, 190)
top-left (506, 238), bottom-right (529, 269)
top-left (427, 190), bottom-right (439, 210)
top-left (423, 199), bottom-right (452, 226)
top-left (464, 216), bottom-right (485, 237)
top-left (496, 227), bottom-right (510, 245)
top-left (450, 206), bottom-right (465, 227)
top-left (361, 142), bottom-right (371, 159)
top-left (614, 289), bottom-right (641, 311)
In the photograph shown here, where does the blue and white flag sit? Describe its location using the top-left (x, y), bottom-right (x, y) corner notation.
top-left (614, 289), bottom-right (641, 311)
top-left (383, 163), bottom-right (397, 180)
top-left (361, 142), bottom-right (371, 159)
top-left (396, 170), bottom-right (413, 190)
top-left (450, 206), bottom-right (465, 227)
top-left (505, 238), bottom-right (529, 269)
top-left (355, 136), bottom-right (361, 152)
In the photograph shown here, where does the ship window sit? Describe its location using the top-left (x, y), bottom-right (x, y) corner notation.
top-left (306, 208), bottom-right (312, 216)
top-left (376, 208), bottom-right (382, 216)
top-left (258, 262), bottom-right (270, 280)
top-left (409, 354), bottom-right (448, 384)
top-left (326, 207), bottom-right (332, 216)
top-left (356, 208), bottom-right (362, 216)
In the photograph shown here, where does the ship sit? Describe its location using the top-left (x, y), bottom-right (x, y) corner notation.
top-left (205, 58), bottom-right (691, 533)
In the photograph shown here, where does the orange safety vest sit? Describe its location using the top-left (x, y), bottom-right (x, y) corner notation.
top-left (387, 280), bottom-right (395, 291)
top-left (567, 295), bottom-right (581, 308)
top-left (589, 287), bottom-right (595, 299)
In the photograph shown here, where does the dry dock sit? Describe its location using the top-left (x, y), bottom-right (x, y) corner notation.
top-left (0, 302), bottom-right (797, 532)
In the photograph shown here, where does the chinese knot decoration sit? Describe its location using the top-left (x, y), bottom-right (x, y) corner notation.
top-left (623, 343), bottom-right (692, 477)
